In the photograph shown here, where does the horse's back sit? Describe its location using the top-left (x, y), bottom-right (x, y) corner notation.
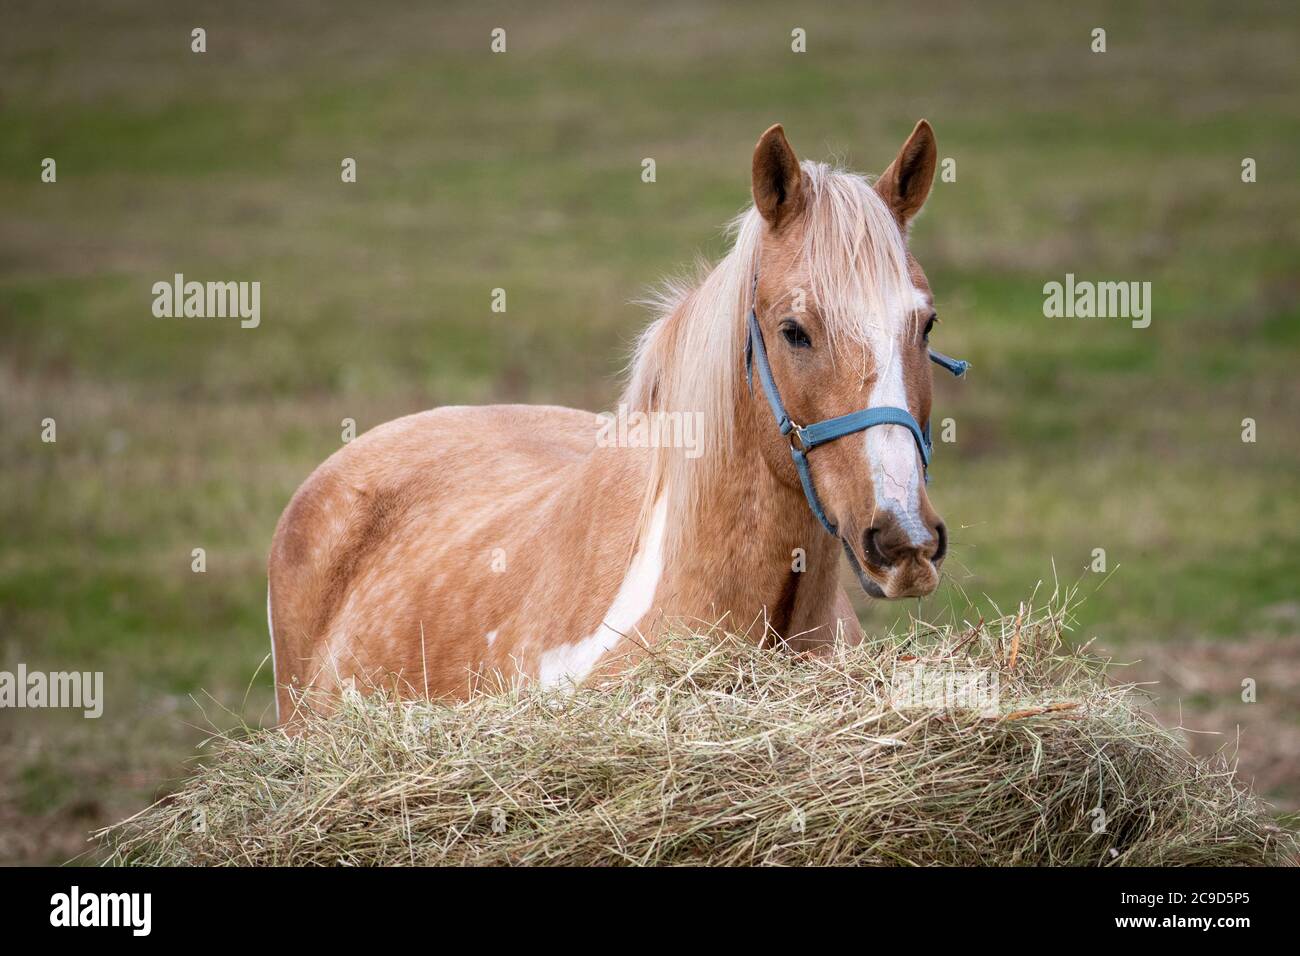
top-left (308, 403), bottom-right (597, 488)
top-left (272, 403), bottom-right (598, 579)
top-left (268, 404), bottom-right (608, 715)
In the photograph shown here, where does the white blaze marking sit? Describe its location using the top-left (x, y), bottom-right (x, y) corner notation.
top-left (862, 286), bottom-right (930, 545)
top-left (538, 498), bottom-right (667, 688)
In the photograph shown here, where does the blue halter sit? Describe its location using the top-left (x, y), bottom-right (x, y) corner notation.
top-left (744, 285), bottom-right (968, 537)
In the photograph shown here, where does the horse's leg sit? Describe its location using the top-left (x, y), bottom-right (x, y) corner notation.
top-left (786, 586), bottom-right (865, 656)
top-left (780, 546), bottom-right (865, 657)
top-left (830, 585), bottom-right (865, 646)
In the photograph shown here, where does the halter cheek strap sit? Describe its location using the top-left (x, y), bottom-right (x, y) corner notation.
top-left (743, 297), bottom-right (967, 538)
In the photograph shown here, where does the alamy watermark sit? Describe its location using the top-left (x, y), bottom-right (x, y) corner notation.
top-left (890, 661), bottom-right (999, 717)
top-left (151, 273), bottom-right (260, 328)
top-left (596, 403), bottom-right (705, 459)
top-left (50, 886), bottom-right (150, 936)
top-left (1042, 274), bottom-right (1151, 328)
top-left (0, 665), bottom-right (103, 718)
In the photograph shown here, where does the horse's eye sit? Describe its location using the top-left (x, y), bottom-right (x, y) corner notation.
top-left (780, 320), bottom-right (812, 349)
top-left (922, 313), bottom-right (937, 342)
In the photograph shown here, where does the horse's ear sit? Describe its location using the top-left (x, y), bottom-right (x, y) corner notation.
top-left (875, 119), bottom-right (937, 231)
top-left (752, 124), bottom-right (804, 228)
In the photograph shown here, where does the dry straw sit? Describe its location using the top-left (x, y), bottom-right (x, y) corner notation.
top-left (101, 595), bottom-right (1295, 866)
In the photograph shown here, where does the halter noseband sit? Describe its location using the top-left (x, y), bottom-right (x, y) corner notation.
top-left (743, 278), bottom-right (968, 537)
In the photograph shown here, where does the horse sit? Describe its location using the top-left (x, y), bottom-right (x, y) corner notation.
top-left (267, 121), bottom-right (957, 724)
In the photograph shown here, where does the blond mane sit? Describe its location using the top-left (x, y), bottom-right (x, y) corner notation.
top-left (623, 160), bottom-right (914, 562)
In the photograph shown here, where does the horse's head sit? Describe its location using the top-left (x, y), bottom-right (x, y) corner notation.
top-left (748, 122), bottom-right (946, 600)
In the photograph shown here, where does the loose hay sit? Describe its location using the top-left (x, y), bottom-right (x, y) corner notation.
top-left (101, 600), bottom-right (1296, 865)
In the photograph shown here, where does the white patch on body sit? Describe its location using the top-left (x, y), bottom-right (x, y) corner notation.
top-left (538, 498), bottom-right (668, 688)
top-left (862, 286), bottom-right (930, 545)
top-left (485, 629), bottom-right (498, 647)
top-left (267, 582), bottom-right (279, 723)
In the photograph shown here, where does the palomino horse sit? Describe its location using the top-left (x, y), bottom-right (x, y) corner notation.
top-left (268, 121), bottom-right (960, 723)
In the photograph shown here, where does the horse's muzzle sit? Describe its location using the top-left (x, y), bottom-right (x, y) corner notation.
top-left (841, 516), bottom-right (945, 599)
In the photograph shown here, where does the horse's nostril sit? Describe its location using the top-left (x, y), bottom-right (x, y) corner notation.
top-left (864, 527), bottom-right (890, 568)
top-left (932, 522), bottom-right (947, 563)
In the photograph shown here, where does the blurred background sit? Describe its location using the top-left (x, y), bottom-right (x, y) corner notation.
top-left (1, 0), bottom-right (1296, 864)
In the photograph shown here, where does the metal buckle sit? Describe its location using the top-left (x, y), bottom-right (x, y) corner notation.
top-left (787, 422), bottom-right (809, 453)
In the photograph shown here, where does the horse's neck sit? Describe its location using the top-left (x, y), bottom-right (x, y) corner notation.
top-left (665, 398), bottom-right (842, 641)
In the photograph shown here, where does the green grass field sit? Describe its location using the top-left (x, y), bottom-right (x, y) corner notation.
top-left (2, 0), bottom-right (1297, 864)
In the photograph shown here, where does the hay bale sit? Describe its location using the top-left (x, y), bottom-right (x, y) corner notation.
top-left (102, 601), bottom-right (1296, 865)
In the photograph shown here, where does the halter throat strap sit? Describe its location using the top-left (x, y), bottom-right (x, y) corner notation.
top-left (743, 286), bottom-right (966, 537)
